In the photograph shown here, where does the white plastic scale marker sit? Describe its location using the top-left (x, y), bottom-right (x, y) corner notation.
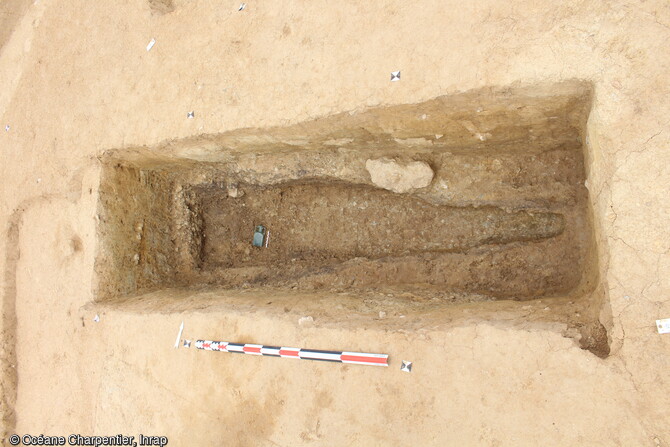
top-left (174, 321), bottom-right (184, 348)
top-left (657, 318), bottom-right (670, 334)
top-left (146, 38), bottom-right (156, 51)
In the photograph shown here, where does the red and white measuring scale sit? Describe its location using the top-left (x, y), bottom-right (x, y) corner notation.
top-left (175, 322), bottom-right (389, 367)
top-left (188, 339), bottom-right (388, 367)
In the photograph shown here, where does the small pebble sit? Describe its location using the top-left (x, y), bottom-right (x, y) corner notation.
top-left (298, 316), bottom-right (314, 326)
top-left (227, 184), bottom-right (244, 198)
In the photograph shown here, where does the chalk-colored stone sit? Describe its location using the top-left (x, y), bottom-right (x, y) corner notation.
top-left (365, 158), bottom-right (434, 193)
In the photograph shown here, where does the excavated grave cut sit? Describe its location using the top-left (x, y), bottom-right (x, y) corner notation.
top-left (94, 82), bottom-right (608, 356)
top-left (195, 181), bottom-right (571, 298)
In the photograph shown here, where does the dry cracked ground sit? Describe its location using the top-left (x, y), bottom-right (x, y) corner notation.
top-left (1, 0), bottom-right (669, 446)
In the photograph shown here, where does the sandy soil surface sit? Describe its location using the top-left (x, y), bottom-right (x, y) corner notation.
top-left (1, 0), bottom-right (669, 446)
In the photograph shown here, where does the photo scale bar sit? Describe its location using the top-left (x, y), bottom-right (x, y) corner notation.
top-left (192, 340), bottom-right (388, 367)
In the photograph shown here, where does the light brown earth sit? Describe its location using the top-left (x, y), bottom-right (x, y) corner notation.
top-left (1, 0), bottom-right (669, 446)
